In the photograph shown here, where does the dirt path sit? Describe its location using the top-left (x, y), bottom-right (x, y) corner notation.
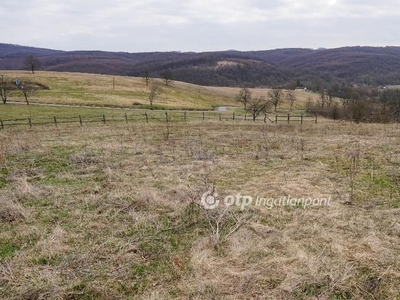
top-left (5, 101), bottom-right (197, 112)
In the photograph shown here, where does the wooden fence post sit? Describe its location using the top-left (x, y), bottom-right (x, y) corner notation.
top-left (28, 117), bottom-right (32, 128)
top-left (287, 114), bottom-right (290, 124)
top-left (184, 111), bottom-right (187, 121)
top-left (165, 112), bottom-right (169, 123)
top-left (102, 114), bottom-right (106, 124)
top-left (0, 119), bottom-right (3, 130)
top-left (315, 114), bottom-right (318, 124)
top-left (264, 114), bottom-right (267, 123)
top-left (54, 116), bottom-right (58, 127)
top-left (202, 112), bottom-right (205, 121)
top-left (79, 115), bottom-right (83, 126)
top-left (275, 115), bottom-right (278, 123)
top-left (145, 112), bottom-right (148, 123)
top-left (301, 114), bottom-right (303, 125)
top-left (125, 113), bottom-right (128, 124)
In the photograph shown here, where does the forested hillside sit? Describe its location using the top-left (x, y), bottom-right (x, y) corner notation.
top-left (2, 44), bottom-right (400, 88)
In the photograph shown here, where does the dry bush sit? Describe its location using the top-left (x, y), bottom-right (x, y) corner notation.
top-left (0, 195), bottom-right (27, 223)
top-left (70, 151), bottom-right (100, 165)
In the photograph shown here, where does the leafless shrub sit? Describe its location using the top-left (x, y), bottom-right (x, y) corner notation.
top-left (70, 151), bottom-right (99, 165)
top-left (203, 206), bottom-right (251, 248)
top-left (347, 142), bottom-right (361, 203)
top-left (188, 140), bottom-right (214, 161)
top-left (9, 168), bottom-right (41, 179)
top-left (0, 195), bottom-right (27, 223)
top-left (299, 138), bottom-right (305, 160)
top-left (148, 79), bottom-right (161, 108)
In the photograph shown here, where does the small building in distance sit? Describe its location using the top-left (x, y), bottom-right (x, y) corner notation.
top-left (295, 86), bottom-right (308, 92)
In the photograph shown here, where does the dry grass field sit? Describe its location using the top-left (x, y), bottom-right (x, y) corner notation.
top-left (1, 70), bottom-right (237, 110)
top-left (0, 71), bottom-right (318, 110)
top-left (0, 117), bottom-right (399, 299)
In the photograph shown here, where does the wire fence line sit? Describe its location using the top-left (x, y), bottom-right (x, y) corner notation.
top-left (0, 111), bottom-right (317, 130)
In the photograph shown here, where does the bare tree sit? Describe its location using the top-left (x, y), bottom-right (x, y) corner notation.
top-left (161, 69), bottom-right (173, 86)
top-left (316, 82), bottom-right (327, 108)
top-left (236, 88), bottom-right (251, 110)
top-left (0, 75), bottom-right (12, 104)
top-left (21, 87), bottom-right (37, 105)
top-left (142, 68), bottom-right (150, 86)
top-left (148, 79), bottom-right (160, 109)
top-left (318, 91), bottom-right (327, 108)
top-left (269, 88), bottom-right (283, 112)
top-left (24, 55), bottom-right (41, 74)
top-left (286, 90), bottom-right (296, 111)
top-left (326, 87), bottom-right (337, 107)
top-left (15, 80), bottom-right (36, 105)
top-left (246, 96), bottom-right (271, 121)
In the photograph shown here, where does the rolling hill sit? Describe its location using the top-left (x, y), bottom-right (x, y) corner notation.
top-left (2, 43), bottom-right (400, 88)
top-left (0, 70), bottom-right (319, 111)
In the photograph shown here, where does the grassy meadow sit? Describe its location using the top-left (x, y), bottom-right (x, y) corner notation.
top-left (0, 118), bottom-right (399, 299)
top-left (0, 71), bottom-right (318, 111)
top-left (0, 71), bottom-right (399, 299)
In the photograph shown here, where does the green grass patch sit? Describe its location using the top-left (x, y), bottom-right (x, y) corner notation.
top-left (32, 254), bottom-right (62, 266)
top-left (0, 241), bottom-right (20, 261)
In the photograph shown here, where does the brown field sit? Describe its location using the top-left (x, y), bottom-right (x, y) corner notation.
top-left (0, 71), bottom-right (319, 110)
top-left (0, 117), bottom-right (399, 299)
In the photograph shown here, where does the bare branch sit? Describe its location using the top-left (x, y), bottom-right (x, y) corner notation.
top-left (236, 88), bottom-right (251, 110)
top-left (24, 55), bottom-right (41, 74)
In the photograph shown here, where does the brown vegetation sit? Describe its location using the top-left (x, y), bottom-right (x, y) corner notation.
top-left (4, 44), bottom-right (400, 88)
top-left (0, 119), bottom-right (399, 299)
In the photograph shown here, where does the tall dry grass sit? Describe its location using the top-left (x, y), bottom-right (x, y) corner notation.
top-left (0, 119), bottom-right (399, 299)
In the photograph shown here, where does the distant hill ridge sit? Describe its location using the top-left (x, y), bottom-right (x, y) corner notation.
top-left (0, 43), bottom-right (65, 58)
top-left (1, 43), bottom-right (400, 88)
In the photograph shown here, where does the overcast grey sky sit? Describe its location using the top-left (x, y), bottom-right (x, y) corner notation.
top-left (1, 0), bottom-right (398, 52)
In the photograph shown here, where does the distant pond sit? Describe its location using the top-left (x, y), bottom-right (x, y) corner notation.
top-left (215, 106), bottom-right (228, 111)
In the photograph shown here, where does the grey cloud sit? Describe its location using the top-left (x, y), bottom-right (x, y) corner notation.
top-left (1, 0), bottom-right (399, 52)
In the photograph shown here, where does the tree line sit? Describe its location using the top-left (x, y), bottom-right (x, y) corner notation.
top-left (3, 54), bottom-right (400, 123)
top-left (235, 87), bottom-right (296, 121)
top-left (306, 84), bottom-right (400, 123)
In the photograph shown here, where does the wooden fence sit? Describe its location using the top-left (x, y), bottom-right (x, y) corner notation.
top-left (275, 114), bottom-right (318, 124)
top-left (0, 111), bottom-right (317, 129)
